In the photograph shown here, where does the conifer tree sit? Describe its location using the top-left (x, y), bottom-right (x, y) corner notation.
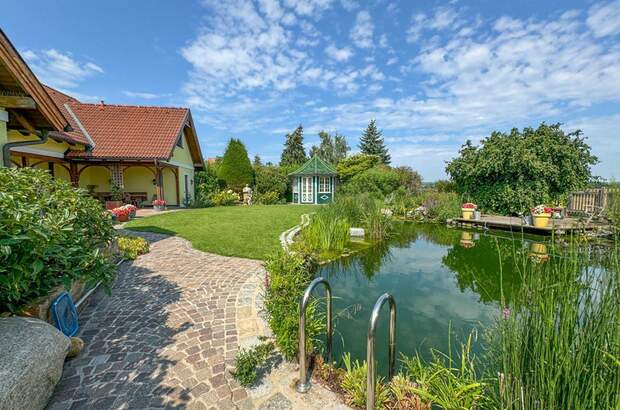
top-left (280, 125), bottom-right (307, 166)
top-left (217, 138), bottom-right (254, 190)
top-left (359, 120), bottom-right (390, 164)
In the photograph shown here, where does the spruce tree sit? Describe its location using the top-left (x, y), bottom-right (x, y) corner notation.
top-left (217, 138), bottom-right (254, 190)
top-left (280, 125), bottom-right (307, 166)
top-left (253, 155), bottom-right (262, 167)
top-left (359, 120), bottom-right (390, 164)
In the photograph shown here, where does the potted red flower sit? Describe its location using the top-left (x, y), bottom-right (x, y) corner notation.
top-left (152, 199), bottom-right (166, 212)
top-left (531, 205), bottom-right (554, 228)
top-left (123, 204), bottom-right (137, 219)
top-left (461, 202), bottom-right (477, 220)
top-left (111, 206), bottom-right (130, 222)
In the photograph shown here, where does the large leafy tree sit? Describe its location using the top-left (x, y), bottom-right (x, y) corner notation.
top-left (310, 131), bottom-right (350, 164)
top-left (336, 153), bottom-right (380, 182)
top-left (359, 119), bottom-right (390, 164)
top-left (280, 125), bottom-right (307, 166)
top-left (217, 138), bottom-right (254, 191)
top-left (446, 123), bottom-right (598, 215)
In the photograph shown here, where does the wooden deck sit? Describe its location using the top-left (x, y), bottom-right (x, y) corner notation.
top-left (452, 215), bottom-right (605, 235)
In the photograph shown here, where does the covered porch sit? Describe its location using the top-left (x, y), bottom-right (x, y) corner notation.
top-left (10, 150), bottom-right (188, 207)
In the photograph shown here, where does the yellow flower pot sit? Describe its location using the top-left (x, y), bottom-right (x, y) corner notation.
top-left (532, 213), bottom-right (551, 228)
top-left (530, 242), bottom-right (548, 255)
top-left (462, 209), bottom-right (474, 220)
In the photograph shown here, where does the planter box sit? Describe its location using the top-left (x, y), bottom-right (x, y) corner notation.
top-left (117, 214), bottom-right (129, 223)
top-left (153, 205), bottom-right (165, 212)
top-left (461, 208), bottom-right (475, 220)
top-left (105, 200), bottom-right (122, 210)
top-left (532, 213), bottom-right (551, 228)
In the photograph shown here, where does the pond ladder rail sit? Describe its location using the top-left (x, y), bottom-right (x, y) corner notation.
top-left (296, 277), bottom-right (333, 393)
top-left (366, 293), bottom-right (397, 410)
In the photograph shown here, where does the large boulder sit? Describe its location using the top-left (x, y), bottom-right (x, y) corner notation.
top-left (0, 317), bottom-right (70, 410)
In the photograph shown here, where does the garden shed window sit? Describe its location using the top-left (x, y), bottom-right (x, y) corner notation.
top-left (318, 176), bottom-right (330, 193)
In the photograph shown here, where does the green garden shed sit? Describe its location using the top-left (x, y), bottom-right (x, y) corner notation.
top-left (289, 156), bottom-right (337, 204)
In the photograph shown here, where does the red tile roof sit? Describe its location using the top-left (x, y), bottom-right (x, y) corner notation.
top-left (43, 86), bottom-right (91, 145)
top-left (44, 86), bottom-right (195, 161)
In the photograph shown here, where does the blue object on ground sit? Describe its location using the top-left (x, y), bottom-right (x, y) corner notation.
top-left (50, 292), bottom-right (79, 337)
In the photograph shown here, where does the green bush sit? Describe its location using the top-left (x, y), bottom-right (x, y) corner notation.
top-left (0, 168), bottom-right (115, 313)
top-left (117, 235), bottom-right (149, 260)
top-left (446, 123), bottom-right (598, 215)
top-left (194, 163), bottom-right (220, 207)
top-left (402, 334), bottom-right (488, 409)
top-left (341, 353), bottom-right (390, 409)
top-left (217, 138), bottom-right (254, 191)
top-left (231, 341), bottom-right (275, 387)
top-left (212, 189), bottom-right (240, 206)
top-left (255, 191), bottom-right (281, 205)
top-left (254, 165), bottom-right (288, 200)
top-left (340, 166), bottom-right (401, 198)
top-left (393, 166), bottom-right (422, 194)
top-left (414, 191), bottom-right (461, 222)
top-left (264, 249), bottom-right (324, 361)
top-left (336, 154), bottom-right (380, 182)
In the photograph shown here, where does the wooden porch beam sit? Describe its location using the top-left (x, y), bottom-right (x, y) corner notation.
top-left (0, 95), bottom-right (36, 109)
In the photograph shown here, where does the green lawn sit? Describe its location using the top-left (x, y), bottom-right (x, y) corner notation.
top-left (125, 205), bottom-right (314, 260)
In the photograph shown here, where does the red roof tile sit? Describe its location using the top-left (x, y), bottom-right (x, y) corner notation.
top-left (43, 86), bottom-right (91, 146)
top-left (44, 86), bottom-right (193, 160)
top-left (67, 102), bottom-right (188, 159)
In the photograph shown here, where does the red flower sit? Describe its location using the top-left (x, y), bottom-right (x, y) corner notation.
top-left (111, 207), bottom-right (130, 217)
top-left (152, 199), bottom-right (166, 206)
top-left (462, 202), bottom-right (477, 209)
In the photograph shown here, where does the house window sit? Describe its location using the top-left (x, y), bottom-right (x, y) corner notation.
top-left (318, 176), bottom-right (330, 193)
top-left (176, 136), bottom-right (184, 148)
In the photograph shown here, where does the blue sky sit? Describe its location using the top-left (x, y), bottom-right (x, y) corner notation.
top-left (2, 0), bottom-right (620, 180)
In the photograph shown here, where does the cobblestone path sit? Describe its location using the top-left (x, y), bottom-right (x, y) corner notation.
top-left (47, 231), bottom-right (266, 410)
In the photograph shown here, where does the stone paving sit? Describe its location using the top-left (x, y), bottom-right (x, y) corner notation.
top-left (47, 230), bottom-right (350, 410)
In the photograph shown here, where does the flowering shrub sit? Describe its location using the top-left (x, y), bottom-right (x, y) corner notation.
top-left (255, 190), bottom-right (281, 205)
top-left (111, 207), bottom-right (130, 219)
top-left (152, 199), bottom-right (166, 206)
top-left (0, 168), bottom-right (115, 313)
top-left (117, 235), bottom-right (149, 260)
top-left (122, 204), bottom-right (137, 213)
top-left (462, 202), bottom-right (477, 209)
top-left (212, 189), bottom-right (240, 206)
top-left (531, 205), bottom-right (553, 215)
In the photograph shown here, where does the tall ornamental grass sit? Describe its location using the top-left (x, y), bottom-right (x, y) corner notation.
top-left (488, 242), bottom-right (620, 409)
top-left (302, 207), bottom-right (350, 252)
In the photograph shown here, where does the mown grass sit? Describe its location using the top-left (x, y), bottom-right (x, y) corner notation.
top-left (125, 205), bottom-right (314, 260)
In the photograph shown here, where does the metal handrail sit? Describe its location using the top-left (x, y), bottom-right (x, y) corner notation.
top-left (296, 277), bottom-right (333, 393)
top-left (366, 293), bottom-right (396, 410)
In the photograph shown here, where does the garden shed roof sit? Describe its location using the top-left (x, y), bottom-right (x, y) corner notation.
top-left (289, 155), bottom-right (337, 176)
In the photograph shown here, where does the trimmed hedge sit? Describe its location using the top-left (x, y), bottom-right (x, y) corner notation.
top-left (0, 168), bottom-right (116, 313)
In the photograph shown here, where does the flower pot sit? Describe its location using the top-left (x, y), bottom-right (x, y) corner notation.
top-left (153, 205), bottom-right (165, 212)
top-left (117, 214), bottom-right (129, 222)
top-left (460, 232), bottom-right (475, 248)
top-left (462, 208), bottom-right (474, 220)
top-left (105, 200), bottom-right (122, 210)
top-left (532, 213), bottom-right (551, 228)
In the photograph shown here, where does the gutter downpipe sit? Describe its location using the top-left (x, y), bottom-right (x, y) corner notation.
top-left (2, 129), bottom-right (49, 167)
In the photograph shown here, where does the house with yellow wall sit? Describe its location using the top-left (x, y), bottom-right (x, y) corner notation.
top-left (0, 29), bottom-right (204, 207)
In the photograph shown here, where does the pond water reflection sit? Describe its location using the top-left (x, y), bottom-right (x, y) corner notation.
top-left (316, 223), bottom-right (558, 373)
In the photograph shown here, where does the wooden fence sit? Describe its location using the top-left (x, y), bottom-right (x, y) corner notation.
top-left (567, 188), bottom-right (618, 215)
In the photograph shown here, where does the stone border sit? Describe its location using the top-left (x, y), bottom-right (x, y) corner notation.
top-left (279, 213), bottom-right (311, 251)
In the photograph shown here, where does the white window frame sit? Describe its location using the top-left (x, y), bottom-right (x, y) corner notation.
top-left (318, 176), bottom-right (330, 193)
top-left (301, 176), bottom-right (313, 203)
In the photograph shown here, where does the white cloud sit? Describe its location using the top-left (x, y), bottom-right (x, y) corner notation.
top-left (350, 10), bottom-right (374, 48)
top-left (340, 0), bottom-right (358, 11)
top-left (586, 0), bottom-right (620, 37)
top-left (325, 44), bottom-right (354, 61)
top-left (283, 0), bottom-right (333, 17)
top-left (22, 49), bottom-right (103, 89)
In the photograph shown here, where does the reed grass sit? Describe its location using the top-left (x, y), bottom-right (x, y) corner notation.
top-left (487, 240), bottom-right (620, 409)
